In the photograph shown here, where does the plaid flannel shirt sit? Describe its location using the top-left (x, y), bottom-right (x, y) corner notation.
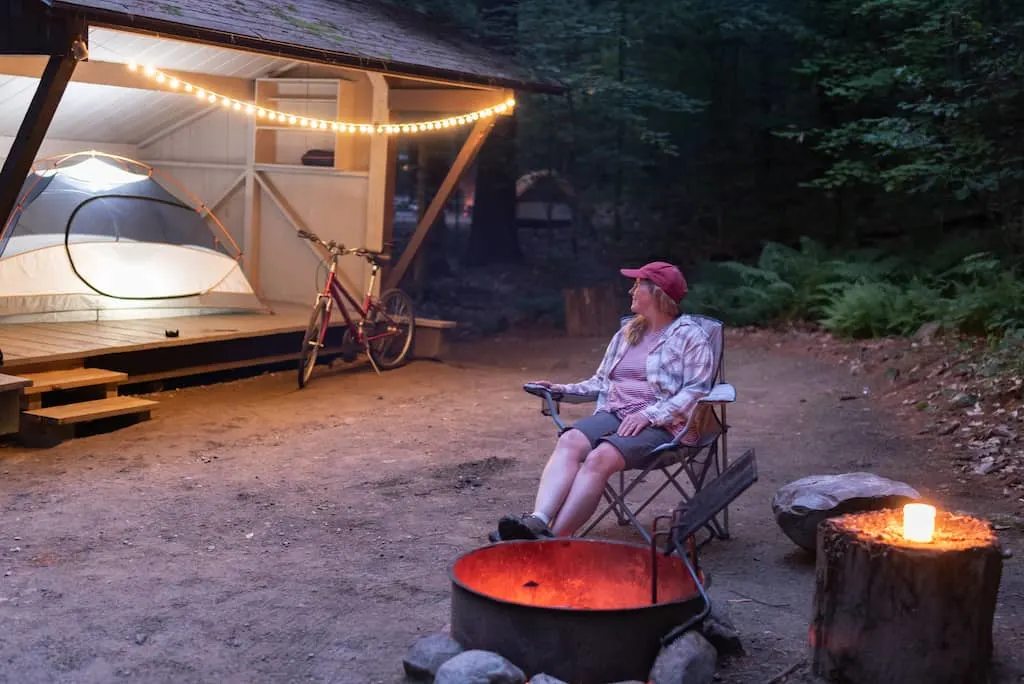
top-left (553, 316), bottom-right (717, 445)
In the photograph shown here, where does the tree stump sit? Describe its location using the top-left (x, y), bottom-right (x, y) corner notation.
top-left (810, 509), bottom-right (1003, 684)
top-left (563, 283), bottom-right (623, 337)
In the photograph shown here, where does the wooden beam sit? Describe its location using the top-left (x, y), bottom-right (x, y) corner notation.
top-left (243, 111), bottom-right (261, 293)
top-left (0, 50), bottom-right (79, 236)
top-left (204, 170), bottom-right (246, 214)
top-left (389, 88), bottom-right (512, 114)
top-left (383, 117), bottom-right (496, 291)
top-left (0, 56), bottom-right (254, 101)
top-left (364, 73), bottom-right (391, 273)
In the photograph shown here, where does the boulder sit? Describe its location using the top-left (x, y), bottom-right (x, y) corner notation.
top-left (699, 595), bottom-right (743, 656)
top-left (403, 632), bottom-right (465, 680)
top-left (434, 650), bottom-right (526, 684)
top-left (649, 630), bottom-right (717, 684)
top-left (529, 675), bottom-right (568, 684)
top-left (772, 472), bottom-right (921, 551)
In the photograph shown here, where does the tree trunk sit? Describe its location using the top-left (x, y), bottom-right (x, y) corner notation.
top-left (810, 510), bottom-right (1003, 684)
top-left (464, 102), bottom-right (521, 266)
top-left (563, 283), bottom-right (624, 337)
top-left (465, 0), bottom-right (522, 266)
top-left (411, 142), bottom-right (453, 293)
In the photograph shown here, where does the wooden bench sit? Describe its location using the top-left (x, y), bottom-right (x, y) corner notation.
top-left (0, 373), bottom-right (32, 436)
top-left (412, 318), bottom-right (457, 360)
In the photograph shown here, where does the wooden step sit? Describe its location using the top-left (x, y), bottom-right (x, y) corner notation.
top-left (21, 368), bottom-right (128, 396)
top-left (22, 395), bottom-right (158, 425)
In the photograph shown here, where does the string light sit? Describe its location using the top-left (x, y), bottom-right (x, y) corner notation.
top-left (127, 62), bottom-right (516, 135)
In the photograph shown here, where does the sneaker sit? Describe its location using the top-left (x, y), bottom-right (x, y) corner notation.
top-left (498, 514), bottom-right (554, 541)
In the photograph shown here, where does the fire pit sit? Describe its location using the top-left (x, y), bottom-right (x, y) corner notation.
top-left (810, 505), bottom-right (1004, 684)
top-left (450, 538), bottom-right (708, 683)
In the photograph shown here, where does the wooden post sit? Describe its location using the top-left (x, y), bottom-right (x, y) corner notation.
top-left (0, 46), bottom-right (80, 229)
top-left (810, 509), bottom-right (1003, 684)
top-left (364, 73), bottom-right (391, 297)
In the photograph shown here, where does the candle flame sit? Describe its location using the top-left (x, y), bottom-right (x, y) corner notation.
top-left (903, 503), bottom-right (936, 543)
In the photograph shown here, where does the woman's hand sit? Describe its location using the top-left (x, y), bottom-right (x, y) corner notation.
top-left (617, 412), bottom-right (651, 437)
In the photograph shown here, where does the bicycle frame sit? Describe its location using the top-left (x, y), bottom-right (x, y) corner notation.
top-left (313, 255), bottom-right (393, 348)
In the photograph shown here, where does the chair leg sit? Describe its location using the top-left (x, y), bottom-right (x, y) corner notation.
top-left (613, 471), bottom-right (630, 525)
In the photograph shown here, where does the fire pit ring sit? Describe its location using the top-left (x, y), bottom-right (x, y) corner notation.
top-left (450, 538), bottom-right (709, 683)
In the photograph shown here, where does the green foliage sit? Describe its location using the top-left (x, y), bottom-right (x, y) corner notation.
top-left (781, 0), bottom-right (1024, 204)
top-left (685, 238), bottom-right (1024, 338)
top-left (402, 0), bottom-right (1024, 304)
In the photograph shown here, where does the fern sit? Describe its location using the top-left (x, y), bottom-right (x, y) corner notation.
top-left (684, 239), bottom-right (1024, 338)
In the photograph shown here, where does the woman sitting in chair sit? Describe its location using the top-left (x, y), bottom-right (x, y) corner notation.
top-left (495, 261), bottom-right (717, 541)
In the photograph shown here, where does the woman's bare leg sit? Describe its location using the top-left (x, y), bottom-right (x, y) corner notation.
top-left (550, 442), bottom-right (626, 536)
top-left (532, 429), bottom-right (591, 523)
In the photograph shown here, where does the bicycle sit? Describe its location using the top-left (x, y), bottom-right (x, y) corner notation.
top-left (295, 229), bottom-right (415, 388)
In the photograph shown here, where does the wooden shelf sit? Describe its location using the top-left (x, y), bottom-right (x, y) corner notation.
top-left (253, 77), bottom-right (369, 172)
top-left (265, 96), bottom-right (337, 103)
top-left (254, 163), bottom-right (369, 177)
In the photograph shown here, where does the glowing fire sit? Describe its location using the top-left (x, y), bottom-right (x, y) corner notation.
top-left (903, 503), bottom-right (936, 543)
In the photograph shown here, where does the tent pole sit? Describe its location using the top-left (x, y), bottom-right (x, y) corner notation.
top-left (0, 47), bottom-right (81, 232)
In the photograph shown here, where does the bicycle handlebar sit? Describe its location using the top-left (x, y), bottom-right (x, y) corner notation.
top-left (296, 229), bottom-right (390, 263)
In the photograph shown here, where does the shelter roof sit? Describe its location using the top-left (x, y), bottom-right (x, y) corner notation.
top-left (50, 0), bottom-right (563, 93)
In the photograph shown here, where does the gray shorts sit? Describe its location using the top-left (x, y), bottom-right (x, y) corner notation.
top-left (569, 411), bottom-right (674, 470)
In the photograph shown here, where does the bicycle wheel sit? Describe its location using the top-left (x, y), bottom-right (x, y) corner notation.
top-left (298, 298), bottom-right (329, 388)
top-left (367, 288), bottom-right (415, 370)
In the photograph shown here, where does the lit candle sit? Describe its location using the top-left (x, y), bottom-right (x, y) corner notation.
top-left (903, 503), bottom-right (936, 543)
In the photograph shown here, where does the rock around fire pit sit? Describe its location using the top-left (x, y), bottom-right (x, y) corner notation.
top-left (810, 507), bottom-right (1004, 684)
top-left (403, 538), bottom-right (743, 684)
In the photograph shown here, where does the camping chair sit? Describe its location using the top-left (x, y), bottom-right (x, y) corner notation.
top-left (523, 314), bottom-right (736, 545)
top-left (651, 447), bottom-right (758, 646)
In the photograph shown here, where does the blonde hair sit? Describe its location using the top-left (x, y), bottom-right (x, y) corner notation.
top-left (625, 282), bottom-right (680, 345)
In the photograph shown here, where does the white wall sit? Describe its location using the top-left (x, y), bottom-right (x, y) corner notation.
top-left (257, 170), bottom-right (369, 306)
top-left (0, 136), bottom-right (137, 168)
top-left (137, 107), bottom-right (373, 307)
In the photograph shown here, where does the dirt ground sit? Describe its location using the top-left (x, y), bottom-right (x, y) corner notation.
top-left (0, 329), bottom-right (1021, 684)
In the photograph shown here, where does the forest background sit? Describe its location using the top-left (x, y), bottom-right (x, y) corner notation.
top-left (389, 0), bottom-right (1024, 355)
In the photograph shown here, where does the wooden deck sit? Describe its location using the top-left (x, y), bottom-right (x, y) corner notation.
top-left (0, 303), bottom-right (456, 385)
top-left (0, 303), bottom-right (338, 382)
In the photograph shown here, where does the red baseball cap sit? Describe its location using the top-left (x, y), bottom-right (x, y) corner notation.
top-left (620, 261), bottom-right (688, 302)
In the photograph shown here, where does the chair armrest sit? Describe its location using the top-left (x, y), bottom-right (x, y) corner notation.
top-left (522, 383), bottom-right (598, 405)
top-left (697, 383), bottom-right (736, 404)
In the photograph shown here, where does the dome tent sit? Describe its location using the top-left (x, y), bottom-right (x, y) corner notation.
top-left (0, 152), bottom-right (265, 322)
